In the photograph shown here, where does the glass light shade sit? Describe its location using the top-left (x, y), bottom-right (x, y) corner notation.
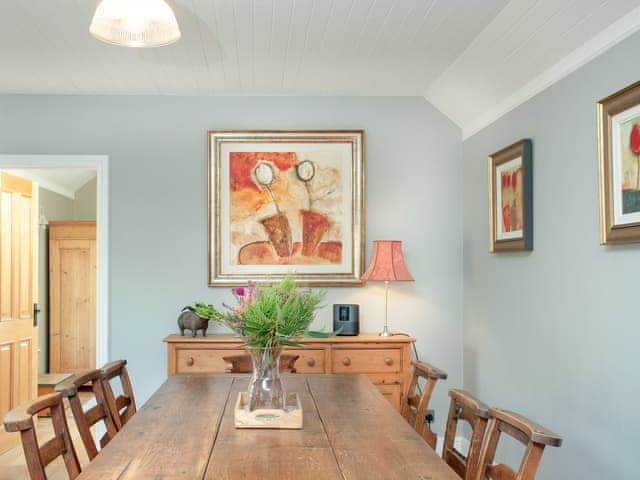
top-left (90, 0), bottom-right (181, 48)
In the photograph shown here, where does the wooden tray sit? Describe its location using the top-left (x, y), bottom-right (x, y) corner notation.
top-left (234, 392), bottom-right (303, 429)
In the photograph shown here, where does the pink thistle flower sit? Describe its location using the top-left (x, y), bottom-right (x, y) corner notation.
top-left (232, 286), bottom-right (245, 298)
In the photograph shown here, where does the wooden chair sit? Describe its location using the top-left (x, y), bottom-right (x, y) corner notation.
top-left (473, 408), bottom-right (562, 480)
top-left (3, 392), bottom-right (81, 480)
top-left (101, 360), bottom-right (137, 430)
top-left (401, 361), bottom-right (448, 449)
top-left (442, 390), bottom-right (490, 480)
top-left (222, 353), bottom-right (300, 373)
top-left (56, 369), bottom-right (118, 460)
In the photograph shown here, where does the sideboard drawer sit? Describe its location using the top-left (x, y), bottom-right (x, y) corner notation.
top-left (332, 349), bottom-right (401, 373)
top-left (284, 349), bottom-right (325, 373)
top-left (176, 348), bottom-right (245, 373)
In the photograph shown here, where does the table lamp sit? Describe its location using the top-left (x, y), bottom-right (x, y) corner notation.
top-left (361, 240), bottom-right (414, 337)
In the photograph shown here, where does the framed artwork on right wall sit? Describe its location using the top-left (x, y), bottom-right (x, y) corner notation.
top-left (598, 80), bottom-right (640, 244)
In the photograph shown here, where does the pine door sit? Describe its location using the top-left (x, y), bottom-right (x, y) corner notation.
top-left (0, 172), bottom-right (38, 454)
top-left (49, 221), bottom-right (96, 374)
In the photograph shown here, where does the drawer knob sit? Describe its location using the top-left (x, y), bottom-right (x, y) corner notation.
top-left (306, 357), bottom-right (316, 367)
top-left (186, 357), bottom-right (194, 367)
top-left (385, 357), bottom-right (394, 366)
top-left (342, 357), bottom-right (351, 366)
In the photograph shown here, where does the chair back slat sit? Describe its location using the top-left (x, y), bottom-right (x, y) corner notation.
top-left (101, 360), bottom-right (137, 430)
top-left (3, 392), bottom-right (81, 480)
top-left (56, 368), bottom-right (118, 460)
top-left (486, 463), bottom-right (518, 480)
top-left (474, 408), bottom-right (562, 480)
top-left (114, 395), bottom-right (131, 411)
top-left (401, 361), bottom-right (447, 449)
top-left (39, 436), bottom-right (66, 466)
top-left (223, 353), bottom-right (300, 373)
top-left (446, 449), bottom-right (468, 478)
top-left (442, 389), bottom-right (490, 480)
top-left (84, 404), bottom-right (107, 426)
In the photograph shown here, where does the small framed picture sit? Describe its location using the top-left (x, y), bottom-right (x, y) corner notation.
top-left (598, 80), bottom-right (640, 244)
top-left (488, 139), bottom-right (533, 252)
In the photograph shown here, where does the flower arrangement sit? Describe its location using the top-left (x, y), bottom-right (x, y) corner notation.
top-left (192, 276), bottom-right (332, 349)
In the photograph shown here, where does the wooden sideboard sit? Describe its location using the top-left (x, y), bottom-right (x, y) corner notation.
top-left (163, 333), bottom-right (415, 412)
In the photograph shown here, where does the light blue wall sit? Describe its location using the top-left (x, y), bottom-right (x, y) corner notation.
top-left (462, 32), bottom-right (640, 479)
top-left (74, 177), bottom-right (97, 220)
top-left (0, 96), bottom-right (463, 434)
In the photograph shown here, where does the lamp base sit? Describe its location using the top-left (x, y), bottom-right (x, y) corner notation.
top-left (379, 325), bottom-right (393, 337)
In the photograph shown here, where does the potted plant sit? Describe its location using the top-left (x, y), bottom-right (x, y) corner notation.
top-left (192, 276), bottom-right (330, 411)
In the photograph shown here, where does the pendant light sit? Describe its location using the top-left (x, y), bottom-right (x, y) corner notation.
top-left (90, 0), bottom-right (181, 48)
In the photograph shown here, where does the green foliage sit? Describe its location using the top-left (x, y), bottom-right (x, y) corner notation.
top-left (241, 276), bottom-right (328, 348)
top-left (190, 276), bottom-right (332, 348)
top-left (192, 302), bottom-right (222, 321)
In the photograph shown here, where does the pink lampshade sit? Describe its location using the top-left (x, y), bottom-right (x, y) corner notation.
top-left (361, 240), bottom-right (414, 282)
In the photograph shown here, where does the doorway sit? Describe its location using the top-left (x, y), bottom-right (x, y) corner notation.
top-left (0, 155), bottom-right (109, 455)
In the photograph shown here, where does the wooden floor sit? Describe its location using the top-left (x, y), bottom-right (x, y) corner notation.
top-left (0, 394), bottom-right (92, 480)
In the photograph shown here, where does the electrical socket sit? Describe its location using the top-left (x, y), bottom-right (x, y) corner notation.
top-left (425, 409), bottom-right (435, 424)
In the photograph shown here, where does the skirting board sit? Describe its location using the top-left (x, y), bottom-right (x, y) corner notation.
top-left (436, 435), bottom-right (471, 457)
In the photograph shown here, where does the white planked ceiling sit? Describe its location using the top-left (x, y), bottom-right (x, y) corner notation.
top-left (427, 0), bottom-right (640, 137)
top-left (1, 0), bottom-right (640, 135)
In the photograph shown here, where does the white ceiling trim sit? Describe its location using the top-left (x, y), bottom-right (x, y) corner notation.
top-left (454, 4), bottom-right (640, 141)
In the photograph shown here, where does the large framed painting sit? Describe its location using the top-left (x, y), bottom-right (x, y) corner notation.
top-left (488, 139), bottom-right (533, 252)
top-left (598, 80), bottom-right (640, 244)
top-left (208, 130), bottom-right (365, 286)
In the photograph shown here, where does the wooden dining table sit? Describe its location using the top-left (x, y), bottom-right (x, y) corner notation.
top-left (77, 374), bottom-right (459, 479)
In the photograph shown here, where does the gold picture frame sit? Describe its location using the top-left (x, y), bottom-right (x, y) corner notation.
top-left (598, 80), bottom-right (640, 244)
top-left (208, 130), bottom-right (365, 286)
top-left (488, 139), bottom-right (533, 252)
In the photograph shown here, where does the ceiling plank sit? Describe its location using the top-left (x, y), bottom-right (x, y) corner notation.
top-left (211, 0), bottom-right (242, 93)
top-left (190, 0), bottom-right (226, 94)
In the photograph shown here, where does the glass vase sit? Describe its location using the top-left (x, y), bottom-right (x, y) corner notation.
top-left (246, 347), bottom-right (286, 411)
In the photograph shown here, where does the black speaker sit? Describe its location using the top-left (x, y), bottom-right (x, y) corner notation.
top-left (333, 304), bottom-right (359, 336)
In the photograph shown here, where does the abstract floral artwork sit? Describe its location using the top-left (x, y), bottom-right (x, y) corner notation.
top-left (209, 131), bottom-right (364, 285)
top-left (598, 81), bottom-right (640, 244)
top-left (489, 139), bottom-right (533, 252)
top-left (619, 121), bottom-right (640, 212)
top-left (498, 161), bottom-right (523, 236)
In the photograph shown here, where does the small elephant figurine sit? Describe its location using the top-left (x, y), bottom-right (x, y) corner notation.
top-left (178, 306), bottom-right (209, 337)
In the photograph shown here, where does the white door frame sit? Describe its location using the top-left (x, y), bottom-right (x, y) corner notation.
top-left (0, 155), bottom-right (109, 369)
